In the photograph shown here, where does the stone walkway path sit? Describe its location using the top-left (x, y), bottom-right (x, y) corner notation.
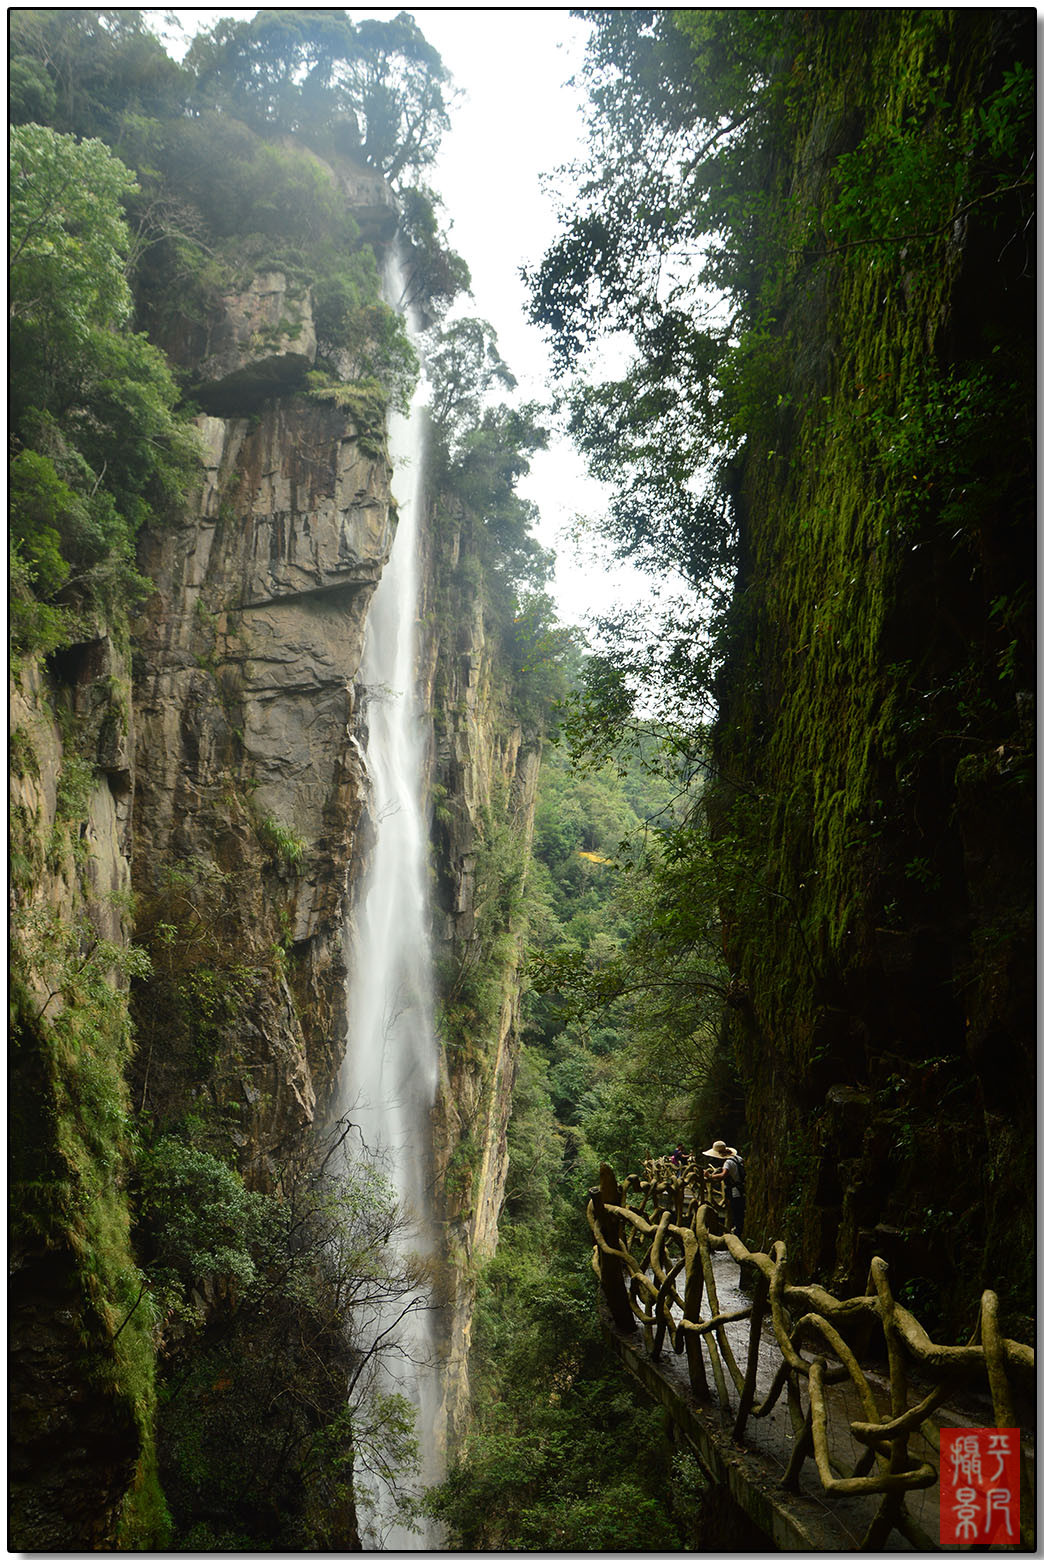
top-left (708, 1252), bottom-right (943, 1547)
top-left (604, 1250), bottom-right (1033, 1551)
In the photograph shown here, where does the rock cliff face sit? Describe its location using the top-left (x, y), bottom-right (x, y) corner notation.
top-left (11, 214), bottom-right (540, 1545)
top-left (10, 261), bottom-right (402, 1542)
top-left (131, 266), bottom-right (539, 1447)
top-left (9, 93), bottom-right (545, 1530)
top-left (186, 271), bottom-right (318, 414)
top-left (10, 650), bottom-right (145, 1551)
top-left (709, 11), bottom-right (1034, 1336)
top-left (419, 492), bottom-right (542, 1443)
top-left (130, 322), bottom-right (396, 1164)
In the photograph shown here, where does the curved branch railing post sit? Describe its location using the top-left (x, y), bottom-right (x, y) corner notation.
top-left (733, 1264), bottom-right (768, 1443)
top-left (680, 1226), bottom-right (709, 1397)
top-left (588, 1163), bottom-right (635, 1333)
top-left (588, 1157), bottom-right (1035, 1551)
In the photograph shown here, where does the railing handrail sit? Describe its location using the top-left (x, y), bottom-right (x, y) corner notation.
top-left (588, 1160), bottom-right (1034, 1551)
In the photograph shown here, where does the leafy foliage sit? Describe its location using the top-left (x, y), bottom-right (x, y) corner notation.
top-left (9, 123), bottom-right (196, 643)
top-left (10, 122), bottom-right (137, 337)
top-left (427, 691), bottom-right (735, 1541)
top-left (428, 1197), bottom-right (687, 1549)
top-left (525, 720), bottom-right (741, 1164)
top-left (424, 309), bottom-right (571, 750)
top-left (137, 1139), bottom-right (266, 1310)
top-left (397, 184), bottom-right (471, 315)
top-left (427, 988), bottom-right (703, 1549)
top-left (425, 317), bottom-right (517, 455)
top-left (525, 11), bottom-right (789, 585)
top-left (136, 1121), bottom-right (425, 1549)
top-left (528, 8), bottom-right (1034, 712)
top-left (10, 9), bottom-right (189, 140)
top-left (426, 315), bottom-right (556, 614)
top-left (253, 810), bottom-right (308, 869)
top-left (187, 9), bottom-right (452, 184)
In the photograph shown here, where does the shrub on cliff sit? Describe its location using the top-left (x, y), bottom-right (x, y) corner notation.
top-left (9, 123), bottom-right (196, 645)
top-left (135, 1124), bottom-right (426, 1548)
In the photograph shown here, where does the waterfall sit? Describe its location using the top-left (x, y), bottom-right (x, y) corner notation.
top-left (336, 253), bottom-right (443, 1550)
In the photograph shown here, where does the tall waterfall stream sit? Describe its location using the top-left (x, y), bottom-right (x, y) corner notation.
top-left (336, 259), bottom-right (444, 1549)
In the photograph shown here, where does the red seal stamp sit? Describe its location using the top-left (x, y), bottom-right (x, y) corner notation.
top-left (939, 1428), bottom-right (1020, 1545)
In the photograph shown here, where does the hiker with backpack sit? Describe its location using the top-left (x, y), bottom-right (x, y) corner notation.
top-left (701, 1139), bottom-right (745, 1237)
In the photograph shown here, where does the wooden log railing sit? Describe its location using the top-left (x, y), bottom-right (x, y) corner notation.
top-left (588, 1160), bottom-right (1035, 1551)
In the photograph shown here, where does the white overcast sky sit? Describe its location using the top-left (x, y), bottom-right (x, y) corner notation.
top-left (161, 7), bottom-right (654, 629)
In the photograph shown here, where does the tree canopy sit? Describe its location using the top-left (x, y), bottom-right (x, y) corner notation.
top-left (10, 122), bottom-right (137, 338)
top-left (10, 9), bottom-right (189, 138)
top-left (524, 11), bottom-right (791, 595)
top-left (425, 312), bottom-right (556, 605)
top-left (425, 317), bottom-right (517, 458)
top-left (187, 9), bottom-right (453, 183)
top-left (10, 123), bottom-right (195, 641)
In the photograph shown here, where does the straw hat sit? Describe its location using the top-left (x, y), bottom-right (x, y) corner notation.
top-left (701, 1139), bottom-right (737, 1160)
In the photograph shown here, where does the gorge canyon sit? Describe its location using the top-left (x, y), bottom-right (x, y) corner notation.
top-left (9, 10), bottom-right (1034, 1551)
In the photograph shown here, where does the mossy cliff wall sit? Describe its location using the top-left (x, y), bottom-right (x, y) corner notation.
top-left (710, 11), bottom-right (1034, 1335)
top-left (10, 648), bottom-right (160, 1549)
top-left (9, 245), bottom-right (396, 1545)
top-left (130, 383), bottom-right (393, 1164)
top-left (9, 141), bottom-right (531, 1538)
top-left (419, 487), bottom-right (543, 1445)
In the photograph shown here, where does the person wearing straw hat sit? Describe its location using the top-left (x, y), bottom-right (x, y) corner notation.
top-left (702, 1139), bottom-right (745, 1236)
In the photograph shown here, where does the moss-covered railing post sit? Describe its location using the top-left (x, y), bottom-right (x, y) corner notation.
top-left (681, 1226), bottom-right (709, 1397)
top-left (732, 1265), bottom-right (768, 1441)
top-left (588, 1163), bottom-right (635, 1333)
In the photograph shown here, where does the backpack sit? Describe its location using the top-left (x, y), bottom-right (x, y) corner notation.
top-left (725, 1155), bottom-right (745, 1192)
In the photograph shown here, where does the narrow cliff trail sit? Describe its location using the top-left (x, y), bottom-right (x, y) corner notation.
top-left (606, 1250), bottom-right (1029, 1551)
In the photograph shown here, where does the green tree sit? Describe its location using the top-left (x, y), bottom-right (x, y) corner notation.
top-left (9, 9), bottom-right (188, 139)
top-left (136, 1124), bottom-right (425, 1549)
top-left (502, 594), bottom-right (575, 732)
top-left (425, 313), bottom-right (556, 609)
top-left (188, 9), bottom-right (452, 184)
top-left (346, 12), bottom-right (453, 182)
top-left (425, 316), bottom-right (517, 458)
top-left (10, 122), bottom-right (137, 362)
top-left (396, 185), bottom-right (471, 315)
top-left (10, 124), bottom-right (195, 639)
top-left (456, 405), bottom-right (553, 591)
top-left (524, 11), bottom-right (793, 591)
top-left (524, 718), bottom-right (729, 1165)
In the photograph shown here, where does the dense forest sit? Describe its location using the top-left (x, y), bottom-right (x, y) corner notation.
top-left (8, 7), bottom-right (1035, 1552)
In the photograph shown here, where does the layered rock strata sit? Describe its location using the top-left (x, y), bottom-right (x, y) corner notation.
top-left (131, 285), bottom-right (396, 1166)
top-left (418, 494), bottom-right (542, 1445)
